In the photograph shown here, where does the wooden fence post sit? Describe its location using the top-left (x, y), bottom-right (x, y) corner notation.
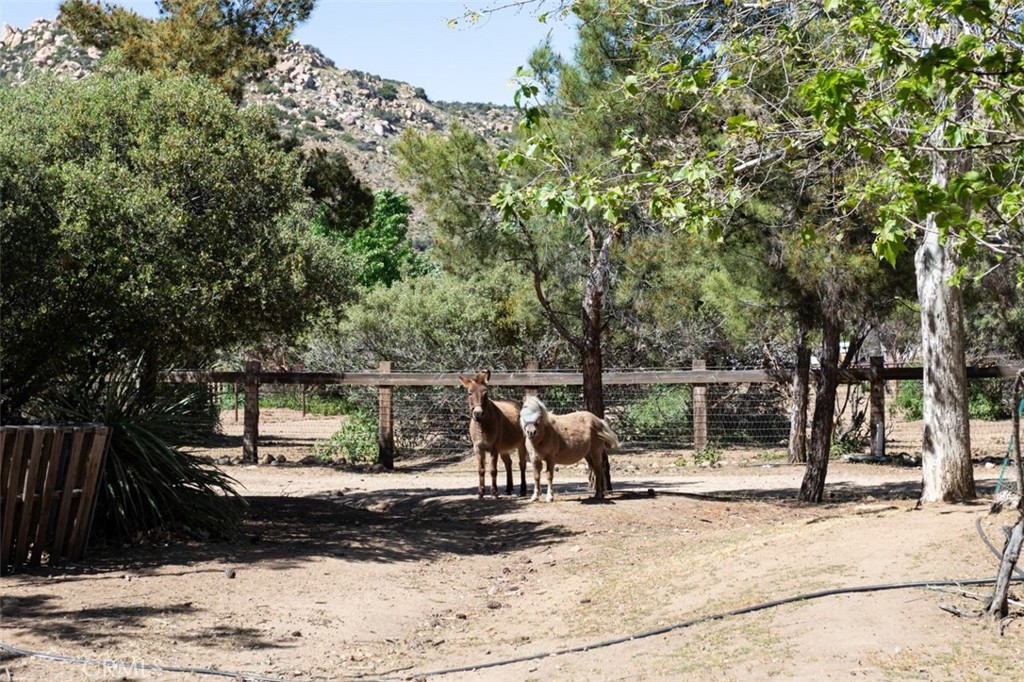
top-left (525, 360), bottom-right (539, 398)
top-left (378, 360), bottom-right (394, 470)
top-left (243, 360), bottom-right (260, 464)
top-left (869, 356), bottom-right (886, 458)
top-left (693, 358), bottom-right (708, 450)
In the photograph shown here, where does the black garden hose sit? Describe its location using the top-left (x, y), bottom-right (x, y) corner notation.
top-left (3, 575), bottom-right (1021, 681)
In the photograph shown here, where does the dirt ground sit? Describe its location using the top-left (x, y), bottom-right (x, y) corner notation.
top-left (2, 412), bottom-right (1023, 682)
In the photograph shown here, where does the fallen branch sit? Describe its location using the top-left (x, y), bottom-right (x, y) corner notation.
top-left (986, 515), bottom-right (1024, 620)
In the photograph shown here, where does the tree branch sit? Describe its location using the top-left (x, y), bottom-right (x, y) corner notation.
top-left (516, 216), bottom-right (584, 352)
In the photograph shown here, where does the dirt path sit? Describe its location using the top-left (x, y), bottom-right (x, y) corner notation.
top-left (2, 453), bottom-right (1021, 682)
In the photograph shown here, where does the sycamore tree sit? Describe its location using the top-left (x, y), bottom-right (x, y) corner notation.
top-left (499, 0), bottom-right (1024, 503)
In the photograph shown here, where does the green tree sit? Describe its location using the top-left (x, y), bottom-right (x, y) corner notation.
top-left (346, 190), bottom-right (428, 289)
top-left (304, 264), bottom-right (553, 371)
top-left (301, 146), bottom-right (375, 238)
top-left (492, 0), bottom-right (697, 417)
top-left (59, 0), bottom-right (315, 101)
top-left (396, 122), bottom-right (511, 272)
top-left (0, 72), bottom-right (348, 416)
top-left (497, 0), bottom-right (1024, 503)
top-left (963, 262), bottom-right (1024, 360)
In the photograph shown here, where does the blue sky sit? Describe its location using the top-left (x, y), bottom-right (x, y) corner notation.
top-left (0, 0), bottom-right (578, 104)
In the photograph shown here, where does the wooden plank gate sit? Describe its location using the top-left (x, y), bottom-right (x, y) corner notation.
top-left (0, 425), bottom-right (111, 574)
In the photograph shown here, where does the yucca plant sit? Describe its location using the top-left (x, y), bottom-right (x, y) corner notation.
top-left (31, 358), bottom-right (246, 541)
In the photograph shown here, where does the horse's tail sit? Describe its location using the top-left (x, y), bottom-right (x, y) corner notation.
top-left (596, 419), bottom-right (619, 451)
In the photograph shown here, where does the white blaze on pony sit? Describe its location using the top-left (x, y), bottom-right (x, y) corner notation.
top-left (519, 395), bottom-right (618, 502)
top-left (458, 370), bottom-right (528, 499)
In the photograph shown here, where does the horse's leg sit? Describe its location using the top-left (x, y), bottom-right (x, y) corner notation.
top-left (545, 456), bottom-right (555, 503)
top-left (530, 453), bottom-right (542, 502)
top-left (517, 444), bottom-right (528, 497)
top-left (488, 448), bottom-right (499, 498)
top-left (476, 446), bottom-right (485, 499)
top-left (590, 450), bottom-right (606, 500)
top-left (604, 454), bottom-right (612, 492)
top-left (501, 451), bottom-right (513, 495)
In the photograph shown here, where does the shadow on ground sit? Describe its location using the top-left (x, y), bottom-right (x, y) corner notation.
top-left (616, 477), bottom-right (928, 502)
top-left (20, 486), bottom-right (576, 578)
top-left (615, 476), bottom-right (1002, 504)
top-left (0, 595), bottom-right (247, 648)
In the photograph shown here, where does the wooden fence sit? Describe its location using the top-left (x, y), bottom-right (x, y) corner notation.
top-left (1, 425), bottom-right (111, 574)
top-left (163, 360), bottom-right (1024, 466)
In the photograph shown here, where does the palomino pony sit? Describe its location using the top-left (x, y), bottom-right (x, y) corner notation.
top-left (459, 370), bottom-right (528, 498)
top-left (518, 395), bottom-right (619, 502)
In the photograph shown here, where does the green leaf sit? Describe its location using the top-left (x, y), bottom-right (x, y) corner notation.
top-left (624, 74), bottom-right (640, 97)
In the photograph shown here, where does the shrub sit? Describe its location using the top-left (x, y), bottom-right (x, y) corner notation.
top-left (620, 386), bottom-right (693, 443)
top-left (32, 360), bottom-right (245, 541)
top-left (967, 379), bottom-right (1011, 421)
top-left (257, 387), bottom-right (366, 415)
top-left (256, 79), bottom-right (278, 95)
top-left (368, 106), bottom-right (402, 125)
top-left (893, 381), bottom-right (924, 420)
top-left (377, 81), bottom-right (399, 101)
top-left (895, 379), bottom-right (1010, 421)
top-left (831, 429), bottom-right (866, 457)
top-left (313, 411), bottom-right (378, 464)
top-left (693, 441), bottom-right (722, 467)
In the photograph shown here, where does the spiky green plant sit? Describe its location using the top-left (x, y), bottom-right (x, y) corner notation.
top-left (31, 359), bottom-right (245, 541)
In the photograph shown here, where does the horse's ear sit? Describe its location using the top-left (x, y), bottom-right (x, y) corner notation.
top-left (475, 370), bottom-right (490, 384)
top-left (458, 375), bottom-right (473, 389)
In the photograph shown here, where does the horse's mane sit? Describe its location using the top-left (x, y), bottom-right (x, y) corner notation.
top-left (520, 395), bottom-right (547, 423)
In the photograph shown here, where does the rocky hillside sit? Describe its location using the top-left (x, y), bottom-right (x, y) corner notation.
top-left (1, 17), bottom-right (517, 197)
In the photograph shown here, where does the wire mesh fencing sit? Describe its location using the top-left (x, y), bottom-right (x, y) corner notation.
top-left (193, 372), bottom-right (1022, 470)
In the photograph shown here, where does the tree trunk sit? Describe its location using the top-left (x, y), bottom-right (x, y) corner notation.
top-left (139, 348), bottom-right (160, 408)
top-left (1012, 372), bottom-right (1024, 499)
top-left (581, 220), bottom-right (618, 494)
top-left (869, 355), bottom-right (886, 458)
top-left (915, 19), bottom-right (976, 504)
top-left (788, 329), bottom-right (810, 464)
top-left (799, 311), bottom-right (841, 502)
top-left (581, 259), bottom-right (604, 417)
top-left (580, 218), bottom-right (617, 419)
top-left (915, 197), bottom-right (975, 503)
top-left (581, 338), bottom-right (604, 417)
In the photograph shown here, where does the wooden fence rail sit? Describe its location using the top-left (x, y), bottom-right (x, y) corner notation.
top-left (162, 361), bottom-right (1024, 466)
top-left (1, 425), bottom-right (111, 574)
top-left (161, 364), bottom-right (1022, 386)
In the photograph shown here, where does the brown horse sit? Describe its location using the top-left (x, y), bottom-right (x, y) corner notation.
top-left (459, 370), bottom-right (528, 498)
top-left (519, 395), bottom-right (618, 502)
